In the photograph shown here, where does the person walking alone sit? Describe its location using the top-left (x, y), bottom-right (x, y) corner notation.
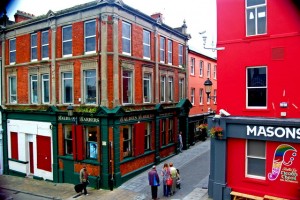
top-left (178, 131), bottom-right (183, 152)
top-left (79, 166), bottom-right (89, 195)
top-left (148, 165), bottom-right (160, 200)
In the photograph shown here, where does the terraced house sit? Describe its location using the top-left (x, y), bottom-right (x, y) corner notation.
top-left (0, 0), bottom-right (191, 189)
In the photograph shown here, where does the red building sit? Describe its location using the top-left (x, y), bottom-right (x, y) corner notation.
top-left (0, 1), bottom-right (191, 189)
top-left (187, 49), bottom-right (217, 144)
top-left (209, 0), bottom-right (300, 199)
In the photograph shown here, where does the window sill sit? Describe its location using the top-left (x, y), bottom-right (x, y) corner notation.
top-left (8, 158), bottom-right (28, 164)
top-left (120, 150), bottom-right (155, 164)
top-left (242, 176), bottom-right (267, 186)
top-left (243, 33), bottom-right (270, 41)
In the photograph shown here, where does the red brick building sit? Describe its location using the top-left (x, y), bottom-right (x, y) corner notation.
top-left (209, 0), bottom-right (300, 199)
top-left (0, 0), bottom-right (191, 189)
top-left (187, 49), bottom-right (217, 144)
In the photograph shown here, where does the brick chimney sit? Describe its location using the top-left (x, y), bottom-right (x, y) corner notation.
top-left (151, 13), bottom-right (164, 23)
top-left (14, 10), bottom-right (35, 23)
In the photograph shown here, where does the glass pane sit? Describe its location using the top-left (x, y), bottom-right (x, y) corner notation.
top-left (247, 67), bottom-right (266, 87)
top-left (31, 47), bottom-right (37, 60)
top-left (10, 52), bottom-right (16, 63)
top-left (257, 6), bottom-right (266, 34)
top-left (43, 75), bottom-right (50, 103)
top-left (247, 0), bottom-right (265, 7)
top-left (85, 21), bottom-right (96, 37)
top-left (10, 39), bottom-right (16, 50)
top-left (247, 9), bottom-right (256, 36)
top-left (85, 70), bottom-right (96, 104)
top-left (88, 142), bottom-right (97, 159)
top-left (11, 77), bottom-right (16, 94)
top-left (85, 37), bottom-right (95, 52)
top-left (42, 31), bottom-right (48, 45)
top-left (63, 26), bottom-right (72, 40)
top-left (122, 22), bottom-right (130, 38)
top-left (122, 39), bottom-right (130, 53)
top-left (247, 140), bottom-right (265, 157)
top-left (31, 34), bottom-right (37, 46)
top-left (42, 46), bottom-right (48, 58)
top-left (248, 157), bottom-right (265, 176)
top-left (143, 45), bottom-right (150, 58)
top-left (248, 88), bottom-right (266, 107)
top-left (63, 41), bottom-right (72, 55)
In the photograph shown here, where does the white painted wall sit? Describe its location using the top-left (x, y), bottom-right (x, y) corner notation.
top-left (7, 120), bottom-right (53, 180)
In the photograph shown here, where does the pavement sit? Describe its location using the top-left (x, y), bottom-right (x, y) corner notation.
top-left (0, 139), bottom-right (212, 200)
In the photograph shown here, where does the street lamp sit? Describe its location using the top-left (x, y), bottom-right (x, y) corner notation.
top-left (67, 104), bottom-right (78, 124)
top-left (204, 78), bottom-right (216, 101)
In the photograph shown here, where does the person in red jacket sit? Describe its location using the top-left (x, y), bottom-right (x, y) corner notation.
top-left (148, 165), bottom-right (160, 200)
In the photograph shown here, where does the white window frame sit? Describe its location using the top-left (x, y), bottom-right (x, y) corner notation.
top-left (200, 60), bottom-right (204, 77)
top-left (62, 25), bottom-right (72, 57)
top-left (213, 89), bottom-right (217, 104)
top-left (167, 40), bottom-right (172, 65)
top-left (207, 63), bottom-right (211, 78)
top-left (160, 76), bottom-right (166, 102)
top-left (178, 44), bottom-right (183, 67)
top-left (62, 72), bottom-right (73, 104)
top-left (41, 30), bottom-right (49, 60)
top-left (246, 66), bottom-right (267, 109)
top-left (42, 74), bottom-right (50, 104)
top-left (191, 88), bottom-right (195, 105)
top-left (122, 21), bottom-right (131, 55)
top-left (64, 125), bottom-right (73, 155)
top-left (9, 38), bottom-right (16, 64)
top-left (122, 70), bottom-right (133, 104)
top-left (84, 20), bottom-right (96, 54)
top-left (9, 76), bottom-right (17, 104)
top-left (86, 126), bottom-right (98, 159)
top-left (246, 140), bottom-right (266, 180)
top-left (200, 88), bottom-right (203, 105)
top-left (31, 33), bottom-right (37, 61)
top-left (179, 78), bottom-right (184, 100)
top-left (30, 74), bottom-right (38, 104)
top-left (213, 65), bottom-right (217, 79)
top-left (168, 76), bottom-right (173, 102)
top-left (143, 73), bottom-right (152, 103)
top-left (83, 69), bottom-right (97, 104)
top-left (123, 125), bottom-right (132, 158)
top-left (160, 37), bottom-right (165, 63)
top-left (246, 0), bottom-right (267, 36)
top-left (191, 58), bottom-right (195, 75)
top-left (143, 30), bottom-right (151, 59)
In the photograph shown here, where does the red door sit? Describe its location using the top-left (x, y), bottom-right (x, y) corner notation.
top-left (29, 142), bottom-right (34, 174)
top-left (36, 135), bottom-right (52, 172)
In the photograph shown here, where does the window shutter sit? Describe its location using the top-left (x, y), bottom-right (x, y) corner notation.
top-left (10, 132), bottom-right (19, 160)
top-left (134, 123), bottom-right (145, 156)
top-left (76, 125), bottom-right (85, 161)
top-left (72, 125), bottom-right (77, 160)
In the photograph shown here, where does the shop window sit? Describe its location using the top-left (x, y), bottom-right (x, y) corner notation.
top-left (246, 140), bottom-right (266, 179)
top-left (168, 119), bottom-right (174, 142)
top-left (160, 76), bottom-right (166, 102)
top-left (143, 30), bottom-right (151, 59)
top-left (31, 33), bottom-right (37, 61)
top-left (246, 0), bottom-right (266, 36)
top-left (123, 126), bottom-right (132, 158)
top-left (160, 37), bottom-right (165, 63)
top-left (9, 38), bottom-right (16, 64)
top-left (84, 69), bottom-right (96, 104)
top-left (64, 125), bottom-right (73, 155)
top-left (122, 21), bottom-right (131, 55)
top-left (86, 126), bottom-right (97, 159)
top-left (62, 25), bottom-right (72, 57)
top-left (145, 123), bottom-right (151, 150)
top-left (84, 20), bottom-right (96, 54)
top-left (168, 40), bottom-right (172, 65)
top-left (247, 66), bottom-right (267, 108)
top-left (41, 30), bottom-right (49, 60)
top-left (10, 132), bottom-right (18, 160)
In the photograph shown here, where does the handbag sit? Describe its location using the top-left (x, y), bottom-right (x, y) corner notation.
top-left (166, 178), bottom-right (173, 186)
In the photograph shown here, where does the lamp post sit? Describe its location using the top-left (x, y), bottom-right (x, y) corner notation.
top-left (204, 78), bottom-right (216, 101)
top-left (67, 104), bottom-right (78, 124)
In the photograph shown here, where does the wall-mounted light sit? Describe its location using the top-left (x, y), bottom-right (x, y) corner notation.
top-left (199, 31), bottom-right (225, 52)
top-left (67, 104), bottom-right (78, 124)
top-left (204, 78), bottom-right (216, 101)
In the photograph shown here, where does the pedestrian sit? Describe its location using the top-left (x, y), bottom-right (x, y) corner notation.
top-left (176, 168), bottom-right (181, 189)
top-left (79, 166), bottom-right (89, 195)
top-left (169, 162), bottom-right (178, 195)
top-left (148, 165), bottom-right (160, 200)
top-left (178, 131), bottom-right (183, 152)
top-left (161, 163), bottom-right (171, 197)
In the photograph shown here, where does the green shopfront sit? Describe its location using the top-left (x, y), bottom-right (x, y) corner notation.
top-left (2, 99), bottom-right (192, 189)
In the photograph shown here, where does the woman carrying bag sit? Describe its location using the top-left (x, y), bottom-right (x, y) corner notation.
top-left (161, 163), bottom-right (171, 197)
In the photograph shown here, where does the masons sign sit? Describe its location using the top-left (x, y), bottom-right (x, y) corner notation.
top-left (247, 125), bottom-right (300, 139)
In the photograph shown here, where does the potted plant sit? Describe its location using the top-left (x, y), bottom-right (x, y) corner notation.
top-left (209, 126), bottom-right (223, 139)
top-left (199, 123), bottom-right (208, 131)
top-left (198, 123), bottom-right (208, 141)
